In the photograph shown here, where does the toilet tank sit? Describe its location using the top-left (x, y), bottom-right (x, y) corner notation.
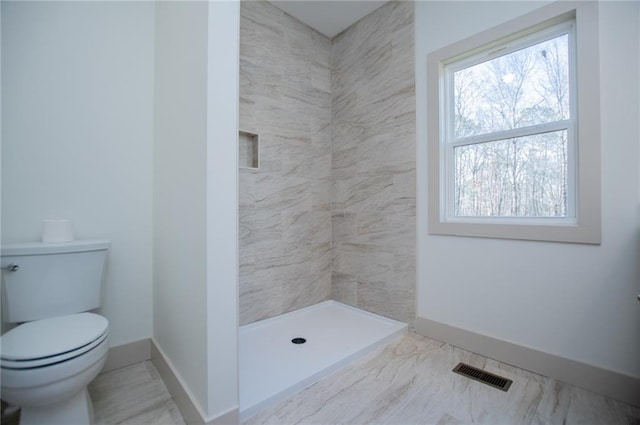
top-left (1, 240), bottom-right (111, 323)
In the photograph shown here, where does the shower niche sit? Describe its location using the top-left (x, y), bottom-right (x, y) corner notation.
top-left (239, 130), bottom-right (259, 169)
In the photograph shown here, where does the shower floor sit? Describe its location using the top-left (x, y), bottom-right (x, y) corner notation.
top-left (239, 301), bottom-right (408, 419)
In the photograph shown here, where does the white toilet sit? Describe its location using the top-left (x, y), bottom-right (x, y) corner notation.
top-left (0, 240), bottom-right (111, 425)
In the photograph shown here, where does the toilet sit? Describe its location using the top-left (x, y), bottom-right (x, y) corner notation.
top-left (0, 240), bottom-right (111, 425)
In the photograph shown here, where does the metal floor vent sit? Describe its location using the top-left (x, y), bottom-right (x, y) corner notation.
top-left (452, 363), bottom-right (512, 392)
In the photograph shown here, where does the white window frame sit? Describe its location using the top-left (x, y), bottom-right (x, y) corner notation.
top-left (427, 1), bottom-right (601, 244)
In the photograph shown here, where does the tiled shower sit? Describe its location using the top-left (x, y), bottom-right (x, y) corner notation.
top-left (239, 0), bottom-right (416, 326)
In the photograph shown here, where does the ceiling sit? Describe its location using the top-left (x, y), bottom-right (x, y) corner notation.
top-left (269, 1), bottom-right (388, 38)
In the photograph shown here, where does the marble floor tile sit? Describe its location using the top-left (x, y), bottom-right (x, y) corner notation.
top-left (245, 332), bottom-right (640, 425)
top-left (89, 361), bottom-right (185, 425)
top-left (13, 334), bottom-right (632, 425)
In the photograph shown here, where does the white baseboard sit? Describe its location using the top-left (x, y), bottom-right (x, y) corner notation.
top-left (208, 407), bottom-right (240, 425)
top-left (103, 339), bottom-right (151, 373)
top-left (151, 339), bottom-right (240, 425)
top-left (416, 316), bottom-right (640, 407)
top-left (151, 339), bottom-right (207, 424)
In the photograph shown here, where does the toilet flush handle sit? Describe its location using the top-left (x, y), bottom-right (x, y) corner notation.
top-left (2, 263), bottom-right (19, 272)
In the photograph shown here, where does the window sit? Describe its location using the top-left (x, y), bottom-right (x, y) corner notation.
top-left (427, 2), bottom-right (600, 244)
top-left (449, 24), bottom-right (574, 219)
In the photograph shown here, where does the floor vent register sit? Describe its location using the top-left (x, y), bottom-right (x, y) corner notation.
top-left (452, 363), bottom-right (513, 392)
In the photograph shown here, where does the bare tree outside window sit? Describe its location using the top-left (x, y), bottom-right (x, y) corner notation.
top-left (451, 33), bottom-right (570, 218)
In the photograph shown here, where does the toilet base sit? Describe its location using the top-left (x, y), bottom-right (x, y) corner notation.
top-left (19, 388), bottom-right (94, 425)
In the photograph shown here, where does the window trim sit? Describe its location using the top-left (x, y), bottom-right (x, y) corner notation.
top-left (427, 1), bottom-right (601, 244)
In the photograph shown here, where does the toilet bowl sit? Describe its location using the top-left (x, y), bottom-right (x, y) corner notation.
top-left (1, 239), bottom-right (111, 425)
top-left (1, 313), bottom-right (109, 425)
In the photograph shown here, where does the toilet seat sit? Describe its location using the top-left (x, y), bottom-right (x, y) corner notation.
top-left (1, 313), bottom-right (109, 369)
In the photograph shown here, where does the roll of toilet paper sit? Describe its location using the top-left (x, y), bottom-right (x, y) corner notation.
top-left (42, 219), bottom-right (74, 243)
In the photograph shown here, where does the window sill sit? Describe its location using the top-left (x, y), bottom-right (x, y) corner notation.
top-left (428, 217), bottom-right (601, 244)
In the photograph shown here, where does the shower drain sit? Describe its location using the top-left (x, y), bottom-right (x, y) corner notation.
top-left (291, 337), bottom-right (307, 344)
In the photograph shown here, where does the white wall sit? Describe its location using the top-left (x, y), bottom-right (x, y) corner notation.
top-left (154, 1), bottom-right (240, 420)
top-left (206, 1), bottom-right (240, 418)
top-left (1, 1), bottom-right (155, 346)
top-left (417, 1), bottom-right (640, 379)
top-left (1, 3), bottom-right (3, 291)
top-left (153, 0), bottom-right (209, 414)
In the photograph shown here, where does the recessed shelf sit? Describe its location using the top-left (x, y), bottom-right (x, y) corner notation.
top-left (239, 130), bottom-right (259, 169)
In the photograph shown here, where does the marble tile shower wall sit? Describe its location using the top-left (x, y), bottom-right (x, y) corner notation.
top-left (239, 0), bottom-right (333, 325)
top-left (330, 2), bottom-right (416, 324)
top-left (239, 0), bottom-right (416, 326)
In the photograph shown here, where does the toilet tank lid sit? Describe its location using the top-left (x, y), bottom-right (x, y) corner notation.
top-left (1, 240), bottom-right (111, 256)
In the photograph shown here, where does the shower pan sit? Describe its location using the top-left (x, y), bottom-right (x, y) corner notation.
top-left (239, 301), bottom-right (407, 420)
